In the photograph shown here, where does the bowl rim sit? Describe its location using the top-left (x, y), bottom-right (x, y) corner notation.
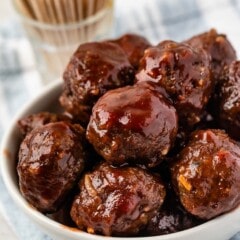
top-left (1, 79), bottom-right (240, 240)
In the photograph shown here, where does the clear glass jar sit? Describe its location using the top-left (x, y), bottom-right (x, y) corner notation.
top-left (12, 0), bottom-right (114, 85)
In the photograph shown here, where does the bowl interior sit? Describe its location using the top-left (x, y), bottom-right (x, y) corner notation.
top-left (1, 80), bottom-right (240, 240)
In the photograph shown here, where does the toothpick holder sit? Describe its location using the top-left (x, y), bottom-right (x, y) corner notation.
top-left (12, 0), bottom-right (114, 85)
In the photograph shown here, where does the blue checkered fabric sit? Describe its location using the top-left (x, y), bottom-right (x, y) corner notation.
top-left (1, 0), bottom-right (240, 239)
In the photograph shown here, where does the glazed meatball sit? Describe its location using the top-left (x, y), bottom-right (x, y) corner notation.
top-left (146, 184), bottom-right (202, 235)
top-left (109, 33), bottom-right (151, 69)
top-left (86, 83), bottom-right (178, 167)
top-left (171, 129), bottom-right (240, 220)
top-left (185, 28), bottom-right (236, 80)
top-left (18, 112), bottom-right (71, 136)
top-left (70, 162), bottom-right (166, 236)
top-left (136, 41), bottom-right (212, 126)
top-left (186, 29), bottom-right (237, 122)
top-left (60, 42), bottom-right (135, 125)
top-left (17, 122), bottom-right (87, 213)
top-left (219, 61), bottom-right (240, 139)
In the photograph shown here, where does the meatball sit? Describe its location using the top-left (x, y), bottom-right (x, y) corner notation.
top-left (219, 61), bottom-right (240, 139)
top-left (109, 33), bottom-right (151, 69)
top-left (171, 129), bottom-right (240, 220)
top-left (146, 183), bottom-right (202, 235)
top-left (185, 28), bottom-right (236, 80)
top-left (70, 162), bottom-right (166, 236)
top-left (186, 29), bottom-right (237, 122)
top-left (60, 42), bottom-right (135, 125)
top-left (86, 83), bottom-right (178, 167)
top-left (17, 122), bottom-right (87, 213)
top-left (135, 40), bottom-right (212, 126)
top-left (18, 112), bottom-right (71, 136)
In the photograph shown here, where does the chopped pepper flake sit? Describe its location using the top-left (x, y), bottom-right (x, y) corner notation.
top-left (179, 174), bottom-right (192, 191)
top-left (87, 227), bottom-right (95, 234)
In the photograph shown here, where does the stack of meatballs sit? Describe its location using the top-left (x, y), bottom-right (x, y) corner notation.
top-left (17, 29), bottom-right (240, 237)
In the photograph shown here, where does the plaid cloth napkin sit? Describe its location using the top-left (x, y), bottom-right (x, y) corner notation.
top-left (1, 0), bottom-right (240, 239)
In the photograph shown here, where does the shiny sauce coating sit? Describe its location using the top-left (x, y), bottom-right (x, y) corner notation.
top-left (87, 83), bottom-right (178, 167)
top-left (60, 41), bottom-right (135, 124)
top-left (17, 122), bottom-right (87, 213)
top-left (171, 129), bottom-right (240, 219)
top-left (71, 162), bottom-right (166, 236)
top-left (219, 61), bottom-right (240, 139)
top-left (136, 40), bottom-right (213, 126)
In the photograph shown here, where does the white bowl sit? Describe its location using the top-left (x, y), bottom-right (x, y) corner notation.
top-left (1, 80), bottom-right (240, 240)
